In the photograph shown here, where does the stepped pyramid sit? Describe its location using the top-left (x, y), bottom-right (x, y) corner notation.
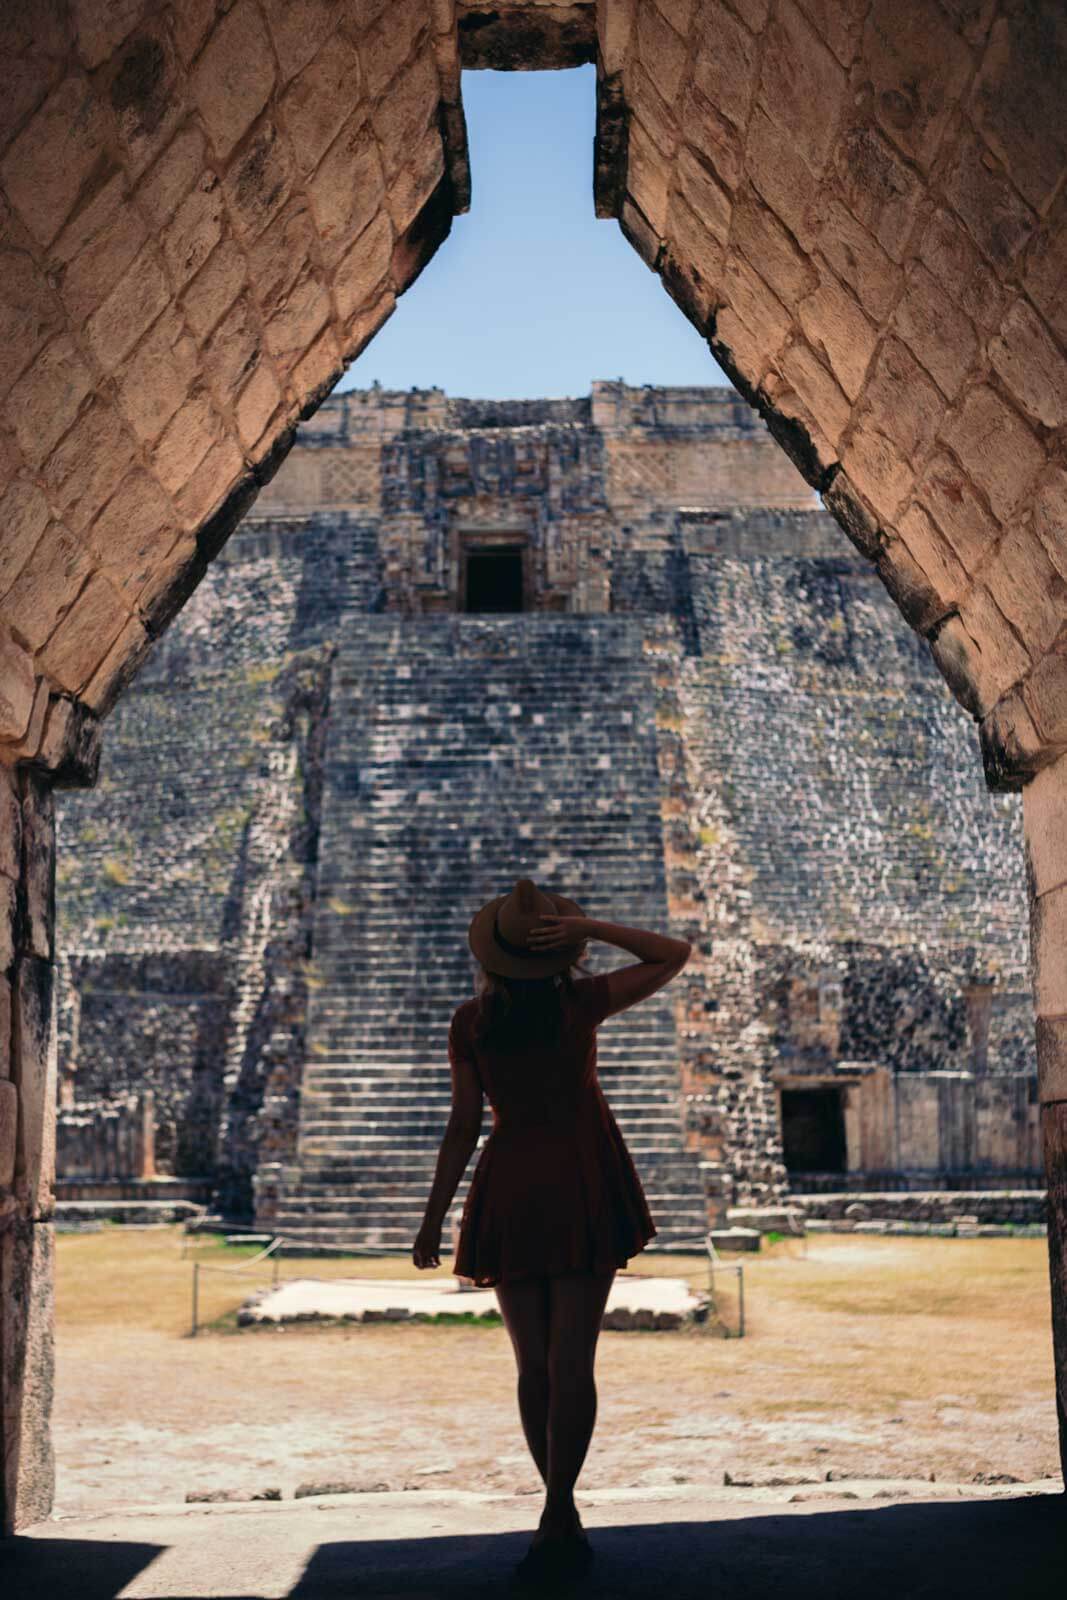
top-left (271, 614), bottom-right (711, 1251)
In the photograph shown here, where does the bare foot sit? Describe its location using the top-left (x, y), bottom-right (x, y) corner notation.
top-left (532, 1500), bottom-right (584, 1547)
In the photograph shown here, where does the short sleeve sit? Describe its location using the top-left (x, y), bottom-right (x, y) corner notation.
top-left (574, 972), bottom-right (613, 1028)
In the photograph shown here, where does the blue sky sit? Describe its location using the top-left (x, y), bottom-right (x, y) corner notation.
top-left (335, 68), bottom-right (729, 399)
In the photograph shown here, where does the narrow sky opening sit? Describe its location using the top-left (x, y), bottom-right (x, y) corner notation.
top-left (335, 68), bottom-right (729, 398)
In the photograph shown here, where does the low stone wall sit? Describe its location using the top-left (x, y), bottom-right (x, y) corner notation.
top-left (794, 1190), bottom-right (1047, 1227)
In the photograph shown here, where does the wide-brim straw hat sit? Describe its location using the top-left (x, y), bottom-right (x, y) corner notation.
top-left (469, 877), bottom-right (586, 978)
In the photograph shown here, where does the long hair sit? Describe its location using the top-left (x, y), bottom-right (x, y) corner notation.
top-left (472, 952), bottom-right (593, 1054)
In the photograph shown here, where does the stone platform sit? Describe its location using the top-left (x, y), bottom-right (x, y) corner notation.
top-left (237, 1273), bottom-right (709, 1331)
top-left (9, 1483), bottom-right (1063, 1598)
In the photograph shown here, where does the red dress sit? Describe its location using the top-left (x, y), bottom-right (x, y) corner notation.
top-left (451, 973), bottom-right (658, 1286)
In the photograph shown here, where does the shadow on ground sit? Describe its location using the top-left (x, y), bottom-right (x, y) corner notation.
top-left (5, 1495), bottom-right (1065, 1599)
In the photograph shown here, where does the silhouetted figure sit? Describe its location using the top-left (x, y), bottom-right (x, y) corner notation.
top-left (414, 877), bottom-right (692, 1584)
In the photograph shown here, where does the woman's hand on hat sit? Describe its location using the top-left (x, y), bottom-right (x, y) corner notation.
top-left (527, 913), bottom-right (593, 950)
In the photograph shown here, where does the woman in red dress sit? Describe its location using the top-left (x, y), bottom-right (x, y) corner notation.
top-left (413, 878), bottom-right (692, 1583)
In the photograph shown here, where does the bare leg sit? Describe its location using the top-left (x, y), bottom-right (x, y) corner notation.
top-left (542, 1268), bottom-right (616, 1539)
top-left (494, 1276), bottom-right (551, 1487)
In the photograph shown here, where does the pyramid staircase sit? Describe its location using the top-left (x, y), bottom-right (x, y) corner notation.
top-left (270, 614), bottom-right (710, 1251)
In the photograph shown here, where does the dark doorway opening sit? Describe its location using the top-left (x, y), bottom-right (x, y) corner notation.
top-left (780, 1087), bottom-right (847, 1174)
top-left (465, 545), bottom-right (524, 612)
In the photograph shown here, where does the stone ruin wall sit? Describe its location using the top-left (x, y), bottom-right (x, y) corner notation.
top-left (54, 385), bottom-right (1036, 1214)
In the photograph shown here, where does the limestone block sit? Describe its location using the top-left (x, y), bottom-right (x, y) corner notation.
top-left (1024, 195), bottom-right (1067, 347)
top-left (71, 0), bottom-right (147, 68)
top-left (0, 522), bottom-right (93, 655)
top-left (690, 1), bottom-right (757, 134)
top-left (281, 32), bottom-right (363, 177)
top-left (840, 421), bottom-right (911, 522)
top-left (370, 49), bottom-right (440, 179)
top-left (812, 198), bottom-right (899, 323)
top-left (115, 308), bottom-right (200, 446)
top-left (746, 105), bottom-right (819, 249)
top-left (235, 363), bottom-right (283, 451)
top-left (598, 0), bottom-right (636, 72)
top-left (12, 956), bottom-right (55, 1211)
top-left (0, 876), bottom-right (14, 973)
top-left (1031, 882), bottom-right (1067, 1019)
top-left (163, 172), bottom-right (226, 289)
top-left (20, 778), bottom-right (54, 965)
top-left (88, 467), bottom-right (176, 600)
top-left (797, 272), bottom-right (877, 403)
top-left (626, 121), bottom-right (671, 238)
top-left (0, 242), bottom-right (64, 400)
top-left (635, 1), bottom-right (688, 105)
top-left (103, 20), bottom-right (185, 182)
top-left (757, 0), bottom-right (846, 171)
top-left (928, 611), bottom-right (984, 719)
top-left (895, 503), bottom-right (967, 615)
top-left (151, 391), bottom-right (221, 498)
top-left (943, 136), bottom-right (1035, 274)
top-left (182, 239), bottom-right (248, 342)
top-left (222, 121), bottom-right (295, 243)
top-left (862, 0), bottom-right (971, 171)
top-left (387, 128), bottom-right (446, 235)
top-left (983, 527), bottom-right (1064, 663)
top-left (137, 123), bottom-right (208, 233)
top-left (1030, 758), bottom-right (1067, 908)
top-left (190, 0), bottom-right (277, 159)
top-left (0, 630), bottom-right (35, 744)
top-left (1033, 468), bottom-right (1067, 581)
top-left (1, 1217), bottom-right (55, 1532)
top-left (292, 329), bottom-right (343, 418)
top-left (892, 263), bottom-right (978, 401)
top-left (265, 267), bottom-right (332, 374)
top-left (6, 678), bottom-right (50, 765)
top-left (36, 696), bottom-right (101, 790)
top-left (771, 338), bottom-right (850, 464)
top-left (0, 74), bottom-right (108, 246)
top-left (942, 386), bottom-right (1046, 526)
top-left (972, 10), bottom-right (1067, 214)
top-left (82, 615), bottom-right (152, 717)
top-left (359, 0), bottom-right (427, 100)
top-left (263, 0), bottom-right (341, 84)
top-left (4, 334), bottom-right (93, 470)
top-left (1037, 1018), bottom-right (1067, 1106)
top-left (37, 574), bottom-right (129, 697)
top-left (335, 212), bottom-right (394, 325)
top-left (1023, 648), bottom-right (1067, 753)
top-left (0, 978), bottom-right (10, 1079)
top-left (41, 399), bottom-right (138, 538)
top-left (956, 585), bottom-right (1030, 713)
top-left (0, 768), bottom-right (20, 883)
top-left (916, 206), bottom-right (1003, 332)
top-left (833, 123), bottom-right (922, 263)
top-left (175, 436), bottom-right (246, 530)
top-left (0, 479), bottom-right (50, 601)
top-left (82, 241), bottom-right (170, 374)
top-left (308, 117), bottom-right (385, 266)
top-left (172, 0), bottom-right (216, 65)
top-left (979, 690), bottom-right (1044, 792)
top-left (990, 298), bottom-right (1067, 432)
top-left (914, 453), bottom-right (1000, 573)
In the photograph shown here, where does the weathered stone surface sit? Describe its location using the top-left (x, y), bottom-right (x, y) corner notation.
top-left (0, 1079), bottom-right (16, 1183)
top-left (1, 1217), bottom-right (55, 1533)
top-left (1032, 882), bottom-right (1067, 1018)
top-left (0, 480), bottom-right (50, 602)
top-left (190, 0), bottom-right (276, 160)
top-left (1025, 753), bottom-right (1067, 901)
top-left (1037, 1018), bottom-right (1067, 1106)
top-left (36, 575), bottom-right (129, 697)
top-left (20, 776), bottom-right (54, 964)
top-left (0, 74), bottom-right (108, 247)
top-left (13, 954), bottom-right (56, 1215)
top-left (0, 630), bottom-right (35, 744)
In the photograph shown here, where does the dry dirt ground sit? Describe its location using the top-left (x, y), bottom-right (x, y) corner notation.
top-left (53, 1227), bottom-right (1062, 1516)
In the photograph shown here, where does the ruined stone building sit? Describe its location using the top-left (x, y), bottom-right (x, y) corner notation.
top-left (54, 384), bottom-right (1038, 1246)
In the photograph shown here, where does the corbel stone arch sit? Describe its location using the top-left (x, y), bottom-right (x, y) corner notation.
top-left (1, 0), bottom-right (1066, 1531)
